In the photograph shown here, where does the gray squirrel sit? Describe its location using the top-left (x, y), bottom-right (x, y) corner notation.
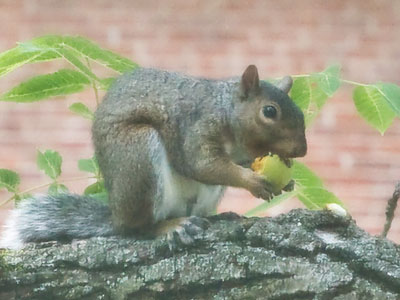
top-left (0, 65), bottom-right (307, 250)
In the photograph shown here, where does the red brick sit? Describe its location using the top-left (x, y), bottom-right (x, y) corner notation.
top-left (0, 0), bottom-right (399, 244)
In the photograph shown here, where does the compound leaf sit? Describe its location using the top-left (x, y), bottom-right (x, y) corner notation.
top-left (353, 85), bottom-right (396, 135)
top-left (0, 69), bottom-right (90, 102)
top-left (375, 82), bottom-right (400, 115)
top-left (48, 183), bottom-right (68, 195)
top-left (69, 102), bottom-right (94, 120)
top-left (311, 65), bottom-right (341, 96)
top-left (37, 150), bottom-right (62, 180)
top-left (78, 157), bottom-right (100, 175)
top-left (31, 35), bottom-right (138, 73)
top-left (0, 169), bottom-right (20, 193)
top-left (0, 45), bottom-right (60, 78)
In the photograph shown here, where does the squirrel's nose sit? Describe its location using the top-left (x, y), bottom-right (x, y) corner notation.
top-left (291, 136), bottom-right (307, 158)
top-left (296, 143), bottom-right (307, 157)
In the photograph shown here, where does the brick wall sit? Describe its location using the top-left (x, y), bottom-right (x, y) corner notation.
top-left (0, 0), bottom-right (399, 243)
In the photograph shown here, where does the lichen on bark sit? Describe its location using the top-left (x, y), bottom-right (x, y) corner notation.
top-left (1, 209), bottom-right (399, 299)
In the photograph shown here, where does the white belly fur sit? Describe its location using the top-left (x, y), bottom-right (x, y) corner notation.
top-left (154, 149), bottom-right (224, 222)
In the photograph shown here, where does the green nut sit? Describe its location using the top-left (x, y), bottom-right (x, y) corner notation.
top-left (251, 154), bottom-right (293, 195)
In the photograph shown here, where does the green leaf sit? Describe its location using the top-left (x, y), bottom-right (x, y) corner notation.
top-left (375, 83), bottom-right (400, 115)
top-left (297, 187), bottom-right (345, 210)
top-left (0, 45), bottom-right (60, 78)
top-left (353, 85), bottom-right (397, 134)
top-left (31, 35), bottom-right (138, 73)
top-left (78, 157), bottom-right (100, 175)
top-left (311, 65), bottom-right (341, 96)
top-left (69, 102), bottom-right (94, 120)
top-left (90, 191), bottom-right (109, 204)
top-left (244, 191), bottom-right (296, 217)
top-left (0, 69), bottom-right (91, 102)
top-left (290, 77), bottom-right (311, 110)
top-left (292, 161), bottom-right (324, 189)
top-left (100, 77), bottom-right (116, 90)
top-left (290, 77), bottom-right (329, 126)
top-left (84, 181), bottom-right (106, 195)
top-left (48, 183), bottom-right (68, 195)
top-left (14, 193), bottom-right (32, 204)
top-left (37, 150), bottom-right (62, 180)
top-left (54, 46), bottom-right (100, 82)
top-left (0, 169), bottom-right (20, 193)
top-left (291, 160), bottom-right (346, 210)
top-left (0, 35), bottom-right (137, 79)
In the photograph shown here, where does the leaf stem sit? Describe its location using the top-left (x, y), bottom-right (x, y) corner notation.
top-left (93, 82), bottom-right (100, 106)
top-left (340, 79), bottom-right (369, 87)
top-left (292, 74), bottom-right (310, 78)
top-left (0, 194), bottom-right (16, 207)
top-left (275, 74), bottom-right (369, 87)
top-left (89, 80), bottom-right (100, 106)
top-left (85, 57), bottom-right (100, 106)
top-left (272, 74), bottom-right (310, 81)
top-left (0, 175), bottom-right (96, 207)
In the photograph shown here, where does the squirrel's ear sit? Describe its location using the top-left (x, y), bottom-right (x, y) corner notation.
top-left (240, 65), bottom-right (260, 98)
top-left (276, 76), bottom-right (293, 94)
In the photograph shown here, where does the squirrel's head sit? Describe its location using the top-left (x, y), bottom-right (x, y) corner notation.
top-left (233, 65), bottom-right (307, 160)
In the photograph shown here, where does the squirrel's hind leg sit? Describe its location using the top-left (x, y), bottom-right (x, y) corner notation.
top-left (101, 125), bottom-right (188, 235)
top-left (99, 125), bottom-right (164, 234)
top-left (100, 125), bottom-right (210, 247)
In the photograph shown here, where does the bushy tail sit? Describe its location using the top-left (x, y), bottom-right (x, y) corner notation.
top-left (0, 194), bottom-right (114, 249)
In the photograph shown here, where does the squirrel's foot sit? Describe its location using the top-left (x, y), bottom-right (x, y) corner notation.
top-left (208, 211), bottom-right (241, 221)
top-left (166, 216), bottom-right (210, 251)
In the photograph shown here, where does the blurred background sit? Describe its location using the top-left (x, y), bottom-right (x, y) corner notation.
top-left (0, 0), bottom-right (399, 243)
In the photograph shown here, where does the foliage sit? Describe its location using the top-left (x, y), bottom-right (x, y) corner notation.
top-left (0, 35), bottom-right (399, 214)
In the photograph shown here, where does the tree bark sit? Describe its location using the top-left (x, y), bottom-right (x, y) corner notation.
top-left (1, 209), bottom-right (399, 300)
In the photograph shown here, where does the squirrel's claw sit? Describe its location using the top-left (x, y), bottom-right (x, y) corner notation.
top-left (166, 216), bottom-right (210, 251)
top-left (282, 179), bottom-right (295, 192)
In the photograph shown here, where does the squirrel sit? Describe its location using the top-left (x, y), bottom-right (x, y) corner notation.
top-left (0, 65), bottom-right (306, 250)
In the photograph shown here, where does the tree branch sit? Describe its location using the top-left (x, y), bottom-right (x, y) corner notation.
top-left (382, 181), bottom-right (400, 238)
top-left (1, 209), bottom-right (399, 299)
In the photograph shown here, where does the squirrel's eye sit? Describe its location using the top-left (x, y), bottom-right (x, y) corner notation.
top-left (262, 105), bottom-right (277, 119)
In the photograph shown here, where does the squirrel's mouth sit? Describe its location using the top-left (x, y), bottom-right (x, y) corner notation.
top-left (265, 151), bottom-right (293, 168)
top-left (238, 159), bottom-right (253, 168)
top-left (280, 156), bottom-right (293, 168)
top-left (239, 151), bottom-right (293, 169)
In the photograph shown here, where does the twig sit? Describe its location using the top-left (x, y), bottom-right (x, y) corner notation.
top-left (85, 57), bottom-right (100, 106)
top-left (0, 176), bottom-right (97, 208)
top-left (381, 181), bottom-right (400, 238)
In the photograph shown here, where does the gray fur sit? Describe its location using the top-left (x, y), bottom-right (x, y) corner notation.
top-left (4, 195), bottom-right (112, 244)
top-left (1, 66), bottom-right (306, 249)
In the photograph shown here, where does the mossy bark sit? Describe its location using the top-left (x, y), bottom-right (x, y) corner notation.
top-left (1, 209), bottom-right (399, 299)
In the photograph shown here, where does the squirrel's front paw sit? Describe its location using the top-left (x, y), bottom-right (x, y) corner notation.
top-left (247, 174), bottom-right (273, 201)
top-left (166, 216), bottom-right (210, 251)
